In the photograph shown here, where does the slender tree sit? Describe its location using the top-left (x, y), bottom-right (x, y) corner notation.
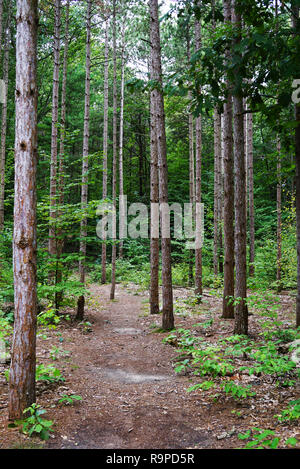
top-left (101, 15), bottom-right (109, 284)
top-left (110, 0), bottom-right (118, 300)
top-left (55, 0), bottom-right (70, 311)
top-left (76, 0), bottom-right (92, 320)
top-left (48, 0), bottom-right (61, 274)
top-left (119, 22), bottom-right (126, 259)
top-left (150, 0), bottom-right (174, 330)
top-left (292, 2), bottom-right (300, 327)
top-left (187, 24), bottom-right (195, 288)
top-left (149, 51), bottom-right (160, 315)
top-left (0, 1), bottom-right (11, 231)
top-left (232, 0), bottom-right (248, 335)
top-left (276, 135), bottom-right (282, 290)
top-left (9, 0), bottom-right (38, 420)
top-left (247, 108), bottom-right (255, 277)
top-left (194, 2), bottom-right (203, 301)
top-left (213, 109), bottom-right (222, 277)
top-left (222, 0), bottom-right (235, 319)
top-left (0, 0), bottom-right (3, 57)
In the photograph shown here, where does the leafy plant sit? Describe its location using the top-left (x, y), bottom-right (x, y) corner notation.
top-left (35, 364), bottom-right (64, 384)
top-left (220, 381), bottom-right (256, 400)
top-left (13, 404), bottom-right (54, 441)
top-left (57, 394), bottom-right (82, 406)
top-left (238, 427), bottom-right (298, 449)
top-left (37, 307), bottom-right (61, 329)
top-left (276, 400), bottom-right (300, 423)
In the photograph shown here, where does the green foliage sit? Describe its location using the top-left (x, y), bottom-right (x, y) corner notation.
top-left (57, 394), bottom-right (82, 406)
top-left (276, 400), bottom-right (300, 423)
top-left (37, 308), bottom-right (61, 329)
top-left (220, 381), bottom-right (256, 400)
top-left (13, 404), bottom-right (54, 441)
top-left (35, 364), bottom-right (64, 384)
top-left (238, 428), bottom-right (298, 450)
top-left (49, 346), bottom-right (70, 361)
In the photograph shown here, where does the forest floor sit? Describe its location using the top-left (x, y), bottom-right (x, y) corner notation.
top-left (0, 282), bottom-right (299, 449)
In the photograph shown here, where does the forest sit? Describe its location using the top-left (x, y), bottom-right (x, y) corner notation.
top-left (0, 0), bottom-right (300, 452)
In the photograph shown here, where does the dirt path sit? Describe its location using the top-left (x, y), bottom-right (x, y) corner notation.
top-left (2, 283), bottom-right (297, 449)
top-left (45, 283), bottom-right (231, 449)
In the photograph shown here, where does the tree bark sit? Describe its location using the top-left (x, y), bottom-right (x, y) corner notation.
top-left (76, 0), bottom-right (92, 320)
top-left (110, 0), bottom-right (117, 301)
top-left (0, 2), bottom-right (11, 231)
top-left (101, 16), bottom-right (109, 284)
top-left (292, 3), bottom-right (300, 327)
top-left (247, 109), bottom-right (255, 276)
top-left (0, 0), bottom-right (3, 57)
top-left (149, 56), bottom-right (160, 315)
top-left (119, 23), bottom-right (125, 259)
top-left (149, 0), bottom-right (174, 330)
top-left (194, 6), bottom-right (202, 301)
top-left (9, 0), bottom-right (38, 421)
top-left (55, 0), bottom-right (70, 311)
top-left (213, 109), bottom-right (222, 278)
top-left (48, 0), bottom-right (61, 274)
top-left (187, 26), bottom-right (195, 288)
top-left (276, 135), bottom-right (282, 290)
top-left (222, 0), bottom-right (235, 319)
top-left (232, 1), bottom-right (248, 335)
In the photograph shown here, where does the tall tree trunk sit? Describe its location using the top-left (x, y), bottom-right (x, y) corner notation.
top-left (48, 0), bottom-right (61, 277)
top-left (55, 0), bottom-right (70, 311)
top-left (0, 0), bottom-right (3, 58)
top-left (101, 17), bottom-right (109, 284)
top-left (194, 6), bottom-right (202, 301)
top-left (213, 109), bottom-right (222, 278)
top-left (0, 2), bottom-right (11, 231)
top-left (212, 0), bottom-right (221, 280)
top-left (247, 108), bottom-right (255, 276)
top-left (119, 23), bottom-right (125, 259)
top-left (232, 1), bottom-right (248, 335)
top-left (222, 0), bottom-right (235, 319)
top-left (149, 0), bottom-right (174, 330)
top-left (76, 0), bottom-right (92, 320)
top-left (292, 3), bottom-right (300, 327)
top-left (149, 57), bottom-right (160, 315)
top-left (187, 25), bottom-right (195, 288)
top-left (276, 135), bottom-right (282, 290)
top-left (110, 0), bottom-right (117, 300)
top-left (9, 0), bottom-right (38, 421)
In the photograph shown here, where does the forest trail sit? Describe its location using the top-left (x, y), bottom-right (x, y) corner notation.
top-left (46, 283), bottom-right (225, 449)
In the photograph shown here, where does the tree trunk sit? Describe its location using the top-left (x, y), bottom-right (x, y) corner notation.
top-left (232, 1), bottom-right (248, 335)
top-left (0, 0), bottom-right (3, 57)
top-left (213, 109), bottom-right (222, 278)
top-left (55, 0), bottom-right (70, 311)
top-left (149, 56), bottom-right (160, 315)
top-left (101, 17), bottom-right (109, 284)
top-left (0, 2), bottom-right (11, 231)
top-left (276, 135), bottom-right (282, 290)
top-left (9, 0), bottom-right (38, 421)
top-left (149, 0), bottom-right (174, 330)
top-left (247, 108), bottom-right (255, 277)
top-left (222, 0), bottom-right (235, 319)
top-left (48, 0), bottom-right (61, 276)
top-left (187, 26), bottom-right (195, 288)
top-left (296, 101), bottom-right (300, 328)
top-left (194, 7), bottom-right (202, 301)
top-left (119, 23), bottom-right (125, 259)
top-left (110, 0), bottom-right (118, 301)
top-left (292, 3), bottom-right (300, 327)
top-left (76, 0), bottom-right (92, 320)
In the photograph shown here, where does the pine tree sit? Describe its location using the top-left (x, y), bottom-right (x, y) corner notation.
top-left (76, 0), bottom-right (92, 320)
top-left (9, 0), bottom-right (38, 421)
